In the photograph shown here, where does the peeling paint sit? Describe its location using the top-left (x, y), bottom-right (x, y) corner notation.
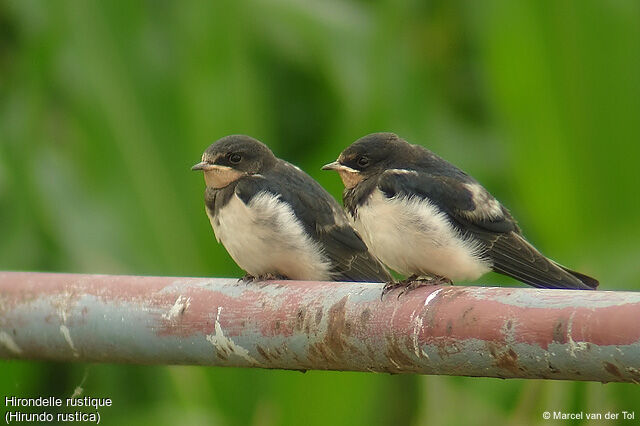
top-left (424, 288), bottom-right (443, 307)
top-left (501, 318), bottom-right (517, 345)
top-left (60, 325), bottom-right (79, 358)
top-left (206, 307), bottom-right (261, 366)
top-left (51, 292), bottom-right (77, 325)
top-left (1, 272), bottom-right (640, 382)
top-left (566, 311), bottom-right (588, 358)
top-left (162, 295), bottom-right (191, 321)
top-left (0, 331), bottom-right (22, 355)
top-left (411, 315), bottom-right (429, 359)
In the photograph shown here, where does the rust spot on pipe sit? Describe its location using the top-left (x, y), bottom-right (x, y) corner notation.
top-left (433, 337), bottom-right (461, 359)
top-left (306, 296), bottom-right (367, 368)
top-left (322, 296), bottom-right (348, 358)
top-left (3, 273), bottom-right (640, 382)
top-left (461, 306), bottom-right (475, 322)
top-left (315, 307), bottom-right (323, 326)
top-left (295, 308), bottom-right (305, 331)
top-left (385, 335), bottom-right (419, 372)
top-left (553, 319), bottom-right (568, 344)
top-left (603, 362), bottom-right (622, 378)
top-left (360, 308), bottom-right (371, 325)
top-left (344, 320), bottom-right (353, 337)
top-left (488, 343), bottom-right (522, 375)
top-left (256, 345), bottom-right (269, 361)
top-left (627, 367), bottom-right (640, 383)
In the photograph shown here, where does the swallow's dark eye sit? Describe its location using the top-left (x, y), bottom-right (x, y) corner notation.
top-left (228, 153), bottom-right (242, 164)
top-left (357, 156), bottom-right (369, 167)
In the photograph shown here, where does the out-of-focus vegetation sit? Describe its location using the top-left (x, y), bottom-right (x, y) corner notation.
top-left (1, 1), bottom-right (639, 425)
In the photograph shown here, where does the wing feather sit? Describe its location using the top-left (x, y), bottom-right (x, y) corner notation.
top-left (239, 162), bottom-right (392, 282)
top-left (377, 169), bottom-right (597, 289)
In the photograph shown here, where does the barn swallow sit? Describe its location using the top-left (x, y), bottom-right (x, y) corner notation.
top-left (192, 135), bottom-right (392, 282)
top-left (323, 132), bottom-right (598, 292)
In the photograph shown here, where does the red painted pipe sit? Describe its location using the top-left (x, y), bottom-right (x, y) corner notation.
top-left (0, 272), bottom-right (639, 382)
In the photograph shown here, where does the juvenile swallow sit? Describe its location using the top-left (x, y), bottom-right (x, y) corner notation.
top-left (192, 135), bottom-right (392, 282)
top-left (323, 132), bottom-right (598, 291)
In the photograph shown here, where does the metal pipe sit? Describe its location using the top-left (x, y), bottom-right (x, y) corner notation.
top-left (0, 272), bottom-right (639, 382)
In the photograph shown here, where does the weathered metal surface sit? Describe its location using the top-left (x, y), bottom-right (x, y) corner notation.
top-left (1, 272), bottom-right (639, 382)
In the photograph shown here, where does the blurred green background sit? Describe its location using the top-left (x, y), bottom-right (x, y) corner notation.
top-left (1, 0), bottom-right (639, 425)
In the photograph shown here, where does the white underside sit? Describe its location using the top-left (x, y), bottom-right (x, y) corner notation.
top-left (352, 189), bottom-right (491, 281)
top-left (207, 192), bottom-right (333, 280)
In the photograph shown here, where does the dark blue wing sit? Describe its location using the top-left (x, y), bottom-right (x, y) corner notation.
top-left (376, 170), bottom-right (597, 289)
top-left (235, 161), bottom-right (392, 282)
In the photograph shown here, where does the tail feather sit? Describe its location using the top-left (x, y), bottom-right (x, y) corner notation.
top-left (487, 233), bottom-right (599, 290)
top-left (556, 264), bottom-right (599, 289)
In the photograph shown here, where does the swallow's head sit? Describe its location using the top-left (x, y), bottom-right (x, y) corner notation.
top-left (322, 132), bottom-right (408, 189)
top-left (192, 135), bottom-right (277, 188)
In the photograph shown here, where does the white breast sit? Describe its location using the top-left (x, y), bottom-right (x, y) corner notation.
top-left (352, 189), bottom-right (491, 281)
top-left (207, 192), bottom-right (333, 280)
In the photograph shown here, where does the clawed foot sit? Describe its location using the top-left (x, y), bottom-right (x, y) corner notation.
top-left (238, 273), bottom-right (257, 284)
top-left (381, 274), bottom-right (453, 299)
top-left (381, 275), bottom-right (417, 299)
top-left (381, 282), bottom-right (400, 299)
top-left (238, 272), bottom-right (288, 284)
top-left (427, 275), bottom-right (454, 286)
top-left (259, 272), bottom-right (288, 281)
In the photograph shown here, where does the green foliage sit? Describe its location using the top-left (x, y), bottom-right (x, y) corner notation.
top-left (1, 1), bottom-right (639, 425)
